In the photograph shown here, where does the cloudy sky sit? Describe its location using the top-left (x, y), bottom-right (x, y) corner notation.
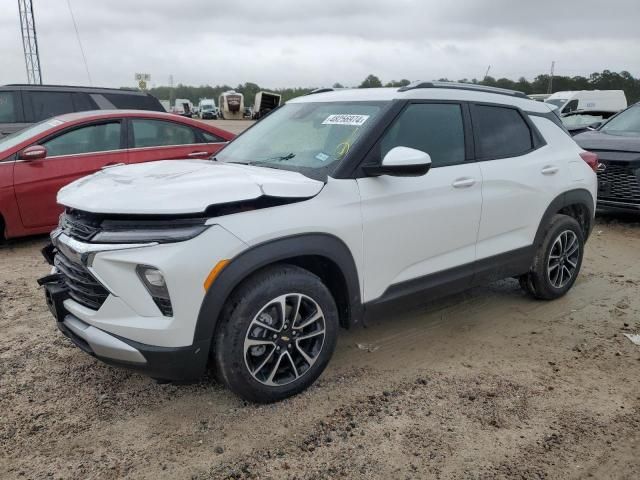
top-left (1, 0), bottom-right (639, 89)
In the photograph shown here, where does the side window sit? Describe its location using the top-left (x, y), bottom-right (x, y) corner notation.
top-left (131, 119), bottom-right (197, 147)
top-left (104, 93), bottom-right (160, 111)
top-left (200, 130), bottom-right (225, 143)
top-left (43, 122), bottom-right (122, 157)
top-left (562, 99), bottom-right (579, 114)
top-left (0, 91), bottom-right (18, 122)
top-left (72, 93), bottom-right (97, 112)
top-left (380, 103), bottom-right (465, 167)
top-left (28, 91), bottom-right (75, 122)
top-left (473, 105), bottom-right (533, 159)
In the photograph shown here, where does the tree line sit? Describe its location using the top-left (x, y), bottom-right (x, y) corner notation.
top-left (146, 70), bottom-right (640, 107)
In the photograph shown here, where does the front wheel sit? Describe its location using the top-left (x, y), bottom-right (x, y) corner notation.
top-left (520, 214), bottom-right (585, 300)
top-left (213, 265), bottom-right (339, 403)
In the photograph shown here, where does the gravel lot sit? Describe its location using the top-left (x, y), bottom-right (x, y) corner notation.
top-left (1, 120), bottom-right (639, 479)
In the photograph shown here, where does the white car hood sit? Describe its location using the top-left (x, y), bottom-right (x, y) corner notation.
top-left (58, 160), bottom-right (324, 215)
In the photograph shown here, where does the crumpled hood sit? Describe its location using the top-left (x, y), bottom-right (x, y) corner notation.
top-left (574, 130), bottom-right (640, 153)
top-left (58, 160), bottom-right (324, 215)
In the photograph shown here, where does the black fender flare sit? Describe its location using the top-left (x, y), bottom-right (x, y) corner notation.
top-left (193, 233), bottom-right (362, 345)
top-left (533, 188), bottom-right (595, 247)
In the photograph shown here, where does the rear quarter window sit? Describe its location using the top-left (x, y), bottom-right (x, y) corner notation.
top-left (473, 105), bottom-right (533, 159)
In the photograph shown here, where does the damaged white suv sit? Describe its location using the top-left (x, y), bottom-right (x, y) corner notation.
top-left (40, 82), bottom-right (598, 402)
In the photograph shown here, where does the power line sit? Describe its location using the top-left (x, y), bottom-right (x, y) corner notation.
top-left (66, 0), bottom-right (92, 85)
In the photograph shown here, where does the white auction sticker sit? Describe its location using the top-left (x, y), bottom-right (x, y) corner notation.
top-left (322, 114), bottom-right (370, 126)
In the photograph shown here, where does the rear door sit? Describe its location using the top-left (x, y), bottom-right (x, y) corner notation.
top-left (13, 119), bottom-right (127, 229)
top-left (473, 104), bottom-right (566, 262)
top-left (127, 118), bottom-right (227, 164)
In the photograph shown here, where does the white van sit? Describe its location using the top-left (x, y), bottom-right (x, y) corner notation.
top-left (198, 99), bottom-right (218, 119)
top-left (545, 90), bottom-right (627, 115)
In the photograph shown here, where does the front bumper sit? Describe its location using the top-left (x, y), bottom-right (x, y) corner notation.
top-left (41, 275), bottom-right (209, 381)
top-left (38, 224), bottom-right (249, 380)
top-left (597, 199), bottom-right (640, 213)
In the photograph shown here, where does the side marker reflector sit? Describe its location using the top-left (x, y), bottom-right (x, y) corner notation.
top-left (204, 260), bottom-right (230, 291)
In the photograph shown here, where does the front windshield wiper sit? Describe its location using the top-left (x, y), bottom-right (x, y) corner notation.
top-left (219, 153), bottom-right (296, 169)
top-left (249, 153), bottom-right (296, 166)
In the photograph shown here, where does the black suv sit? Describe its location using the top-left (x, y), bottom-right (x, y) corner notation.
top-left (0, 84), bottom-right (165, 137)
top-left (574, 102), bottom-right (640, 212)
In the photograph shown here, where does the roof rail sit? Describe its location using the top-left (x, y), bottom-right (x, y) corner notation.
top-left (3, 84), bottom-right (140, 92)
top-left (305, 88), bottom-right (336, 95)
top-left (398, 81), bottom-right (528, 99)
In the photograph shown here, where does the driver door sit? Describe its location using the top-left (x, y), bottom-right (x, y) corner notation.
top-left (13, 120), bottom-right (126, 229)
top-left (357, 102), bottom-right (482, 302)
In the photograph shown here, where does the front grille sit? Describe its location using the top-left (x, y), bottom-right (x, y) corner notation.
top-left (597, 163), bottom-right (640, 204)
top-left (61, 211), bottom-right (101, 242)
top-left (54, 253), bottom-right (109, 310)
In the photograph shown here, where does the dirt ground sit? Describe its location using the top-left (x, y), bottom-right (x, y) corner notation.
top-left (203, 119), bottom-right (255, 135)
top-left (1, 123), bottom-right (639, 479)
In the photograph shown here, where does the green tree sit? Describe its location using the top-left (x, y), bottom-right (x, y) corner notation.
top-left (144, 70), bottom-right (640, 107)
top-left (359, 74), bottom-right (382, 88)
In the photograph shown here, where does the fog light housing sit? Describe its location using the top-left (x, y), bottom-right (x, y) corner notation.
top-left (136, 265), bottom-right (173, 317)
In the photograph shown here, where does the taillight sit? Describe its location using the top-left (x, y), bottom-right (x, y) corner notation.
top-left (579, 151), bottom-right (599, 172)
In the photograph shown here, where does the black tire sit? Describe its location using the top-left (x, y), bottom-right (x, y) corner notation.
top-left (213, 265), bottom-right (339, 403)
top-left (519, 214), bottom-right (585, 300)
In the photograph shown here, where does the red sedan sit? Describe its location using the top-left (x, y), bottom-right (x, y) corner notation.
top-left (0, 110), bottom-right (234, 239)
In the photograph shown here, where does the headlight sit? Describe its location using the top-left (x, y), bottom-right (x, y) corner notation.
top-left (136, 265), bottom-right (173, 316)
top-left (92, 222), bottom-right (209, 244)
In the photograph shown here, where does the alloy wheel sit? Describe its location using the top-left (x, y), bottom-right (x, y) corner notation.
top-left (547, 230), bottom-right (580, 289)
top-left (243, 293), bottom-right (326, 386)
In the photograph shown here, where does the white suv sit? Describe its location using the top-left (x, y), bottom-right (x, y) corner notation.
top-left (40, 82), bottom-right (598, 402)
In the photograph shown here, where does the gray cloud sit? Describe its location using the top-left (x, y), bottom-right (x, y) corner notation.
top-left (1, 0), bottom-right (639, 89)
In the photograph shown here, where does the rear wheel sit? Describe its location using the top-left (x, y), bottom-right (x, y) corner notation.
top-left (520, 214), bottom-right (584, 300)
top-left (213, 265), bottom-right (338, 403)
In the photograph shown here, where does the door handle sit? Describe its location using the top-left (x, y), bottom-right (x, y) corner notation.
top-left (188, 151), bottom-right (210, 157)
top-left (541, 165), bottom-right (559, 175)
top-left (452, 178), bottom-right (476, 188)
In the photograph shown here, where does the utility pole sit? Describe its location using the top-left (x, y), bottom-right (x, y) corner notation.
top-left (547, 61), bottom-right (555, 94)
top-left (483, 65), bottom-right (491, 82)
top-left (169, 74), bottom-right (175, 108)
top-left (18, 0), bottom-right (42, 84)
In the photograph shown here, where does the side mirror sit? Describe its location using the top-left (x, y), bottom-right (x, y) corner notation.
top-left (19, 145), bottom-right (47, 161)
top-left (363, 146), bottom-right (432, 177)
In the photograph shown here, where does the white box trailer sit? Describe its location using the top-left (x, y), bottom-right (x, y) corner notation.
top-left (253, 91), bottom-right (281, 119)
top-left (545, 90), bottom-right (627, 114)
top-left (218, 90), bottom-right (244, 120)
top-left (173, 98), bottom-right (194, 117)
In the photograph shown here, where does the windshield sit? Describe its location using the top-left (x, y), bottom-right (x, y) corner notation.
top-left (545, 99), bottom-right (567, 109)
top-left (202, 105), bottom-right (214, 111)
top-left (562, 113), bottom-right (604, 128)
top-left (0, 119), bottom-right (61, 152)
top-left (600, 105), bottom-right (640, 136)
top-left (215, 101), bottom-right (387, 179)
